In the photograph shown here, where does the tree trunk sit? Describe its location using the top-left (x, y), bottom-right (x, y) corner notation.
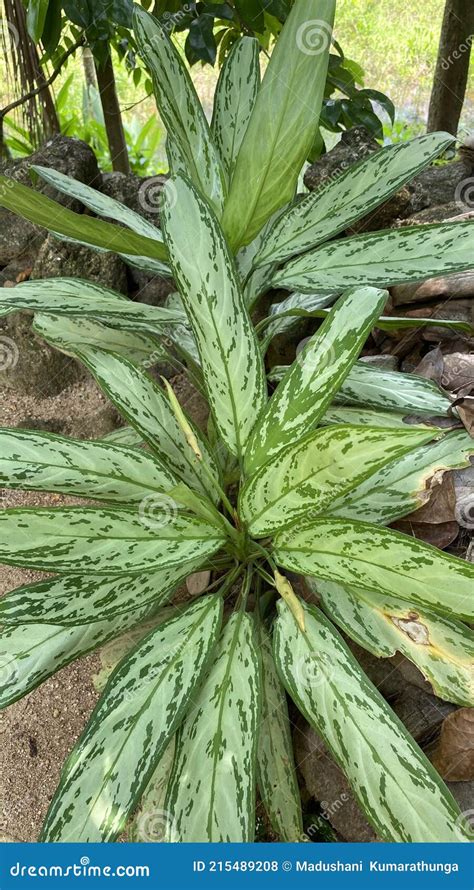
top-left (427, 0), bottom-right (474, 135)
top-left (94, 45), bottom-right (130, 174)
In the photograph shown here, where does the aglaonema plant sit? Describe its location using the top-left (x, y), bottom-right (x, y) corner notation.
top-left (0, 0), bottom-right (473, 844)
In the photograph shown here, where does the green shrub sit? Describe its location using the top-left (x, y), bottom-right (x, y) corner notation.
top-left (0, 0), bottom-right (472, 843)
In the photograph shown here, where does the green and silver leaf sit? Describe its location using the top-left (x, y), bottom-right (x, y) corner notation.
top-left (211, 36), bottom-right (260, 183)
top-left (335, 362), bottom-right (452, 416)
top-left (166, 610), bottom-right (261, 841)
top-left (133, 7), bottom-right (225, 213)
top-left (0, 278), bottom-right (184, 334)
top-left (78, 348), bottom-right (220, 503)
top-left (274, 518), bottom-right (474, 621)
top-left (256, 621), bottom-right (302, 841)
top-left (245, 287), bottom-right (388, 475)
top-left (161, 175), bottom-right (266, 458)
top-left (33, 314), bottom-right (169, 366)
top-left (255, 132), bottom-right (454, 266)
top-left (32, 165), bottom-right (164, 241)
top-left (329, 428), bottom-right (474, 524)
top-left (274, 220), bottom-right (474, 293)
top-left (0, 506), bottom-right (225, 575)
top-left (0, 603), bottom-right (157, 709)
top-left (312, 579), bottom-right (474, 707)
top-left (41, 595), bottom-right (223, 842)
top-left (240, 425), bottom-right (432, 536)
top-left (0, 560), bottom-right (205, 626)
top-left (0, 428), bottom-right (176, 503)
top-left (274, 600), bottom-right (469, 842)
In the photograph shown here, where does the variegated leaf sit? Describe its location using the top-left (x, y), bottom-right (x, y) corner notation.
top-left (164, 292), bottom-right (201, 367)
top-left (244, 287), bottom-right (388, 475)
top-left (295, 306), bottom-right (473, 336)
top-left (261, 291), bottom-right (337, 351)
top-left (165, 610), bottom-right (261, 841)
top-left (335, 361), bottom-right (453, 416)
top-left (222, 0), bottom-right (336, 250)
top-left (0, 560), bottom-right (205, 625)
top-left (32, 314), bottom-right (169, 366)
top-left (255, 132), bottom-right (454, 266)
top-left (129, 738), bottom-right (176, 842)
top-left (312, 579), bottom-right (474, 707)
top-left (240, 425), bottom-right (432, 536)
top-left (274, 221), bottom-right (474, 293)
top-left (133, 7), bottom-right (225, 213)
top-left (211, 36), bottom-right (260, 182)
top-left (0, 603), bottom-right (157, 709)
top-left (0, 506), bottom-right (225, 575)
top-left (0, 174), bottom-right (168, 261)
top-left (41, 595), bottom-right (223, 842)
top-left (0, 278), bottom-right (184, 334)
top-left (0, 428), bottom-right (177, 502)
top-left (161, 175), bottom-right (266, 458)
top-left (267, 361), bottom-right (452, 417)
top-left (102, 426), bottom-right (144, 449)
top-left (256, 621), bottom-right (302, 841)
top-left (320, 406), bottom-right (436, 429)
top-left (78, 348), bottom-right (220, 503)
top-left (32, 165), bottom-right (164, 241)
top-left (329, 428), bottom-right (474, 524)
top-left (273, 600), bottom-right (469, 842)
top-left (274, 518), bottom-right (474, 621)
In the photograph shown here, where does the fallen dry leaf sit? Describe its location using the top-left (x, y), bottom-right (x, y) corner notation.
top-left (432, 709), bottom-right (474, 782)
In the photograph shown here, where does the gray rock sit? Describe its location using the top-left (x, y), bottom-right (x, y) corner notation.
top-left (0, 136), bottom-right (101, 268)
top-left (413, 159), bottom-right (473, 209)
top-left (31, 235), bottom-right (127, 293)
top-left (1, 135), bottom-right (100, 205)
top-left (133, 275), bottom-right (175, 306)
top-left (0, 312), bottom-right (85, 397)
